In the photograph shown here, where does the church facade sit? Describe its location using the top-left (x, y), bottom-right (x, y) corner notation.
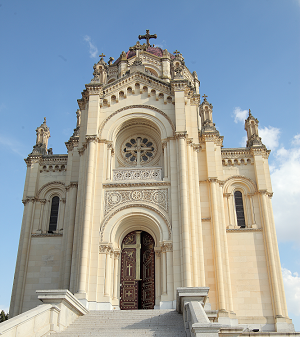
top-left (9, 33), bottom-right (295, 332)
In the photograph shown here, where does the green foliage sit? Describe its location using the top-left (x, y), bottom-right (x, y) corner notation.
top-left (0, 310), bottom-right (9, 323)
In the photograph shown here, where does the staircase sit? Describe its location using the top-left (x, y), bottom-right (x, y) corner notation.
top-left (52, 309), bottom-right (186, 337)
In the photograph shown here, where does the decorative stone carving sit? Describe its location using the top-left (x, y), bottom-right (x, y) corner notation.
top-left (161, 242), bottom-right (173, 252)
top-left (113, 168), bottom-right (162, 181)
top-left (105, 188), bottom-right (168, 215)
top-left (31, 118), bottom-right (51, 155)
top-left (99, 244), bottom-right (112, 254)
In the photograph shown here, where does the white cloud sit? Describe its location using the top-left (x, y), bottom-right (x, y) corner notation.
top-left (83, 35), bottom-right (98, 58)
top-left (292, 134), bottom-right (300, 146)
top-left (271, 141), bottom-right (300, 243)
top-left (233, 107), bottom-right (248, 124)
top-left (282, 268), bottom-right (300, 316)
top-left (0, 135), bottom-right (27, 157)
top-left (259, 126), bottom-right (280, 151)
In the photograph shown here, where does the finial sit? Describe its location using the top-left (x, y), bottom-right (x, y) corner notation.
top-left (138, 29), bottom-right (157, 47)
top-left (43, 117), bottom-right (47, 124)
top-left (202, 94), bottom-right (208, 101)
top-left (99, 53), bottom-right (106, 60)
top-left (249, 109), bottom-right (252, 117)
top-left (173, 50), bottom-right (181, 56)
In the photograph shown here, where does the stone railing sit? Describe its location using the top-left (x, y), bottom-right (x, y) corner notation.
top-left (176, 287), bottom-right (243, 337)
top-left (0, 289), bottom-right (88, 337)
top-left (113, 167), bottom-right (162, 181)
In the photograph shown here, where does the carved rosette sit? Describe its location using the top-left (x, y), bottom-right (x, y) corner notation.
top-left (105, 188), bottom-right (168, 215)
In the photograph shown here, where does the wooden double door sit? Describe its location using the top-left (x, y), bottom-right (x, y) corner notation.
top-left (120, 231), bottom-right (155, 310)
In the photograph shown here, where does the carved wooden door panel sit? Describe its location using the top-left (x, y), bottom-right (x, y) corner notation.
top-left (120, 232), bottom-right (138, 310)
top-left (120, 231), bottom-right (155, 310)
top-left (141, 232), bottom-right (155, 309)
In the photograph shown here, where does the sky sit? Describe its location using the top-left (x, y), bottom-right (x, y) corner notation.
top-left (0, 0), bottom-right (299, 330)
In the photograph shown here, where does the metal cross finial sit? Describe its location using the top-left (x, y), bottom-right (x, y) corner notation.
top-left (139, 29), bottom-right (157, 47)
top-left (173, 50), bottom-right (181, 56)
top-left (99, 53), bottom-right (106, 59)
top-left (202, 94), bottom-right (208, 101)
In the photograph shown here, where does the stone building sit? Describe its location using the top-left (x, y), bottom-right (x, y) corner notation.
top-left (8, 32), bottom-right (296, 333)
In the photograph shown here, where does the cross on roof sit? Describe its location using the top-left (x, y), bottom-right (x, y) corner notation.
top-left (173, 50), bottom-right (181, 56)
top-left (202, 94), bottom-right (208, 101)
top-left (99, 53), bottom-right (106, 59)
top-left (138, 29), bottom-right (157, 47)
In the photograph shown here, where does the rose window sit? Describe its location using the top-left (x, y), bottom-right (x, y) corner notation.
top-left (122, 136), bottom-right (156, 166)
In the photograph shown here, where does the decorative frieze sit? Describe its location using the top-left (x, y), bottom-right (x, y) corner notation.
top-left (105, 188), bottom-right (168, 215)
top-left (113, 167), bottom-right (162, 181)
top-left (226, 228), bottom-right (262, 233)
top-left (103, 181), bottom-right (170, 188)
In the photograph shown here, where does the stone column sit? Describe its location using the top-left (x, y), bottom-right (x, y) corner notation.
top-left (186, 140), bottom-right (198, 286)
top-left (177, 133), bottom-right (192, 287)
top-left (155, 249), bottom-right (161, 303)
top-left (219, 184), bottom-right (234, 313)
top-left (193, 145), bottom-right (206, 287)
top-left (161, 245), bottom-right (167, 295)
top-left (106, 143), bottom-right (113, 180)
top-left (209, 179), bottom-right (226, 311)
top-left (13, 197), bottom-right (35, 315)
top-left (162, 141), bottom-right (168, 179)
top-left (260, 190), bottom-right (283, 317)
top-left (104, 247), bottom-right (112, 296)
top-left (63, 183), bottom-right (78, 289)
top-left (113, 251), bottom-right (120, 300)
top-left (77, 138), bottom-right (97, 295)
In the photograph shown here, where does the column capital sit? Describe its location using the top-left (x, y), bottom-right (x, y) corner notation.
top-left (175, 131), bottom-right (188, 140)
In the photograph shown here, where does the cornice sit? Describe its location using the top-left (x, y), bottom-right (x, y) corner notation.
top-left (103, 181), bottom-right (170, 188)
top-left (32, 233), bottom-right (63, 237)
top-left (199, 133), bottom-right (223, 146)
top-left (250, 147), bottom-right (271, 159)
top-left (226, 228), bottom-right (262, 233)
top-left (221, 148), bottom-right (252, 159)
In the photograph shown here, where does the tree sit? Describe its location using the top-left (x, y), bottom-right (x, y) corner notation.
top-left (0, 310), bottom-right (8, 323)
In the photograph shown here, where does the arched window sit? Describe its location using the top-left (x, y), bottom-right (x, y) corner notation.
top-left (49, 196), bottom-right (59, 232)
top-left (234, 191), bottom-right (246, 228)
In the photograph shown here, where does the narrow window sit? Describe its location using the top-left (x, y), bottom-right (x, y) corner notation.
top-left (49, 196), bottom-right (59, 232)
top-left (234, 191), bottom-right (246, 228)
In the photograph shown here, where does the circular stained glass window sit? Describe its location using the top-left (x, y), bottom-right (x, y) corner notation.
top-left (122, 136), bottom-right (156, 166)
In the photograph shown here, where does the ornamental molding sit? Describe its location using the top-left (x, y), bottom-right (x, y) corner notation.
top-left (226, 228), bottom-right (262, 233)
top-left (41, 156), bottom-right (68, 165)
top-left (65, 182), bottom-right (78, 190)
top-left (37, 181), bottom-right (66, 198)
top-left (223, 175), bottom-right (257, 195)
top-left (100, 203), bottom-right (171, 242)
top-left (201, 218), bottom-right (211, 222)
top-left (65, 138), bottom-right (79, 152)
top-left (199, 133), bottom-right (223, 146)
top-left (175, 131), bottom-right (188, 140)
top-left (161, 242), bottom-right (173, 252)
top-left (98, 104), bottom-right (176, 137)
top-left (103, 181), bottom-right (170, 188)
top-left (103, 72), bottom-right (172, 98)
top-left (221, 148), bottom-right (252, 159)
top-left (22, 197), bottom-right (36, 204)
top-left (31, 233), bottom-right (63, 237)
top-left (113, 168), bottom-right (162, 182)
top-left (250, 147), bottom-right (271, 159)
top-left (85, 84), bottom-right (103, 95)
top-left (105, 188), bottom-right (168, 215)
top-left (99, 244), bottom-right (113, 254)
top-left (25, 155), bottom-right (42, 166)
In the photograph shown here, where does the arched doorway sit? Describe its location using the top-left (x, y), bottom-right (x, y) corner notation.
top-left (120, 231), bottom-right (155, 309)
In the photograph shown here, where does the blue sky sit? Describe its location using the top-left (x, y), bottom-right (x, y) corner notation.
top-left (0, 0), bottom-right (299, 329)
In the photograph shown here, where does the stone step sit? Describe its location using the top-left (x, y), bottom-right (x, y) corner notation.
top-left (52, 309), bottom-right (186, 337)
